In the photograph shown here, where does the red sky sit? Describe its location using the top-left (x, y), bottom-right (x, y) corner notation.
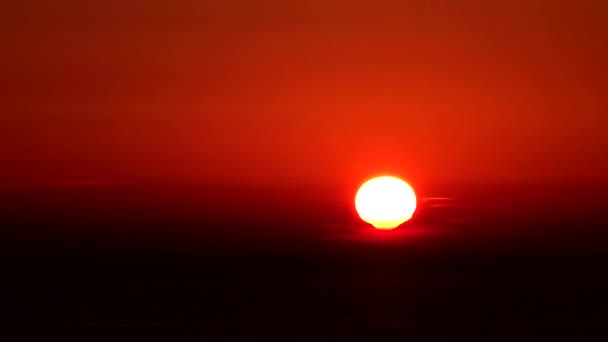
top-left (2, 0), bottom-right (607, 188)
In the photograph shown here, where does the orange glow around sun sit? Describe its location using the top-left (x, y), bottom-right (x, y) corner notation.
top-left (355, 176), bottom-right (417, 229)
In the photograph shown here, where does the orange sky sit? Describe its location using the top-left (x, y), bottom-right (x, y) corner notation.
top-left (2, 0), bottom-right (607, 187)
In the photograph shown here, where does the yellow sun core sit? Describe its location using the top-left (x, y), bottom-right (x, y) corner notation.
top-left (355, 176), bottom-right (417, 229)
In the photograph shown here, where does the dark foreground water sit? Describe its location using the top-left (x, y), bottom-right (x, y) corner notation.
top-left (1, 183), bottom-right (607, 339)
top-left (4, 258), bottom-right (608, 339)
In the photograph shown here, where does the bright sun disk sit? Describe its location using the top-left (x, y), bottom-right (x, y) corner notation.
top-left (355, 176), bottom-right (417, 229)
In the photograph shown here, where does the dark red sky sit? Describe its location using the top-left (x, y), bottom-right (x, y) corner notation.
top-left (2, 0), bottom-right (607, 187)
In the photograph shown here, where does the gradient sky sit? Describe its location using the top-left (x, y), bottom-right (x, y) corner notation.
top-left (2, 0), bottom-right (607, 187)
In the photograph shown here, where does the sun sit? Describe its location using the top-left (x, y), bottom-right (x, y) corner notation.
top-left (355, 176), bottom-right (417, 229)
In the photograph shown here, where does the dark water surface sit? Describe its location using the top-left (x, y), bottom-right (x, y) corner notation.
top-left (1, 183), bottom-right (607, 339)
